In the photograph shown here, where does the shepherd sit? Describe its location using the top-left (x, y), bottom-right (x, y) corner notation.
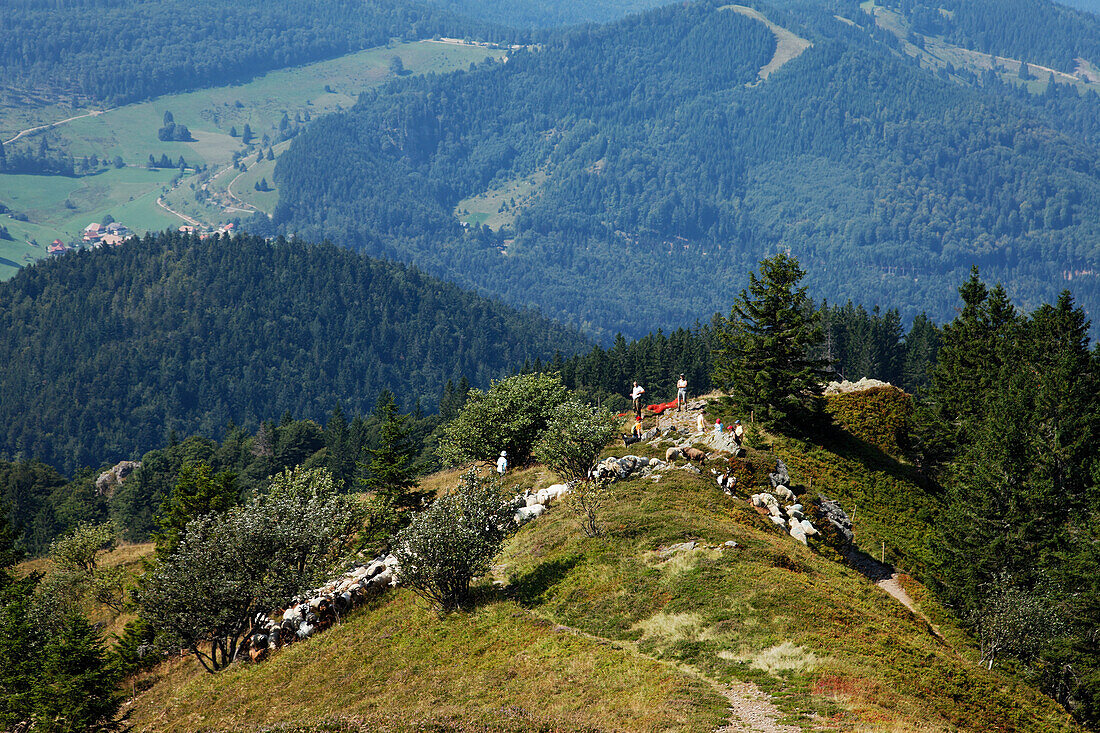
top-left (676, 373), bottom-right (688, 411)
top-left (630, 380), bottom-right (646, 419)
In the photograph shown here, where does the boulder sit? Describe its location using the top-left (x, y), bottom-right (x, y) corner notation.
top-left (789, 524), bottom-right (808, 545)
top-left (818, 494), bottom-right (854, 545)
top-left (768, 459), bottom-right (790, 490)
top-left (95, 460), bottom-right (141, 497)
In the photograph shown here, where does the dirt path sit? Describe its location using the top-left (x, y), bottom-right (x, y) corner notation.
top-left (156, 192), bottom-right (202, 227)
top-left (3, 109), bottom-right (110, 146)
top-left (715, 682), bottom-right (803, 733)
top-left (724, 5), bottom-right (812, 83)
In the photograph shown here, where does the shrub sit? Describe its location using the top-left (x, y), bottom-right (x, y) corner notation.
top-left (393, 469), bottom-right (514, 611)
top-left (562, 477), bottom-right (615, 537)
top-left (825, 386), bottom-right (913, 456)
top-left (534, 400), bottom-right (619, 484)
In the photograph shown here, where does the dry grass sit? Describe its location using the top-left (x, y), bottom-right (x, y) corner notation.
top-left (126, 590), bottom-right (726, 733)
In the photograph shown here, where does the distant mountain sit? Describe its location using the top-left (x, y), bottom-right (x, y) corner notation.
top-left (0, 233), bottom-right (588, 472)
top-left (267, 0), bottom-right (1100, 339)
top-left (0, 0), bottom-right (499, 105)
top-left (1060, 0), bottom-right (1100, 14)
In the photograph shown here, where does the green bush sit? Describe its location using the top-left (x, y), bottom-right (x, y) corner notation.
top-left (825, 386), bottom-right (913, 456)
top-left (393, 469), bottom-right (514, 612)
top-left (437, 373), bottom-right (569, 466)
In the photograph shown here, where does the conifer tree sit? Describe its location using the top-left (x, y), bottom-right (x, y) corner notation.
top-left (362, 392), bottom-right (418, 510)
top-left (712, 254), bottom-right (828, 423)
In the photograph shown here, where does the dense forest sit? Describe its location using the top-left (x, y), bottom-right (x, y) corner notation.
top-left (911, 273), bottom-right (1100, 727)
top-left (0, 0), bottom-right (501, 105)
top-left (265, 0), bottom-right (1100, 340)
top-left (0, 399), bottom-right (449, 557)
top-left (886, 0), bottom-right (1100, 73)
top-left (0, 232), bottom-right (588, 472)
top-left (423, 0), bottom-right (669, 28)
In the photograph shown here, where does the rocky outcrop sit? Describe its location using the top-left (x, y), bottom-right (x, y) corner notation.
top-left (95, 460), bottom-right (141, 497)
top-left (591, 454), bottom-right (670, 481)
top-left (817, 494), bottom-right (853, 546)
top-left (751, 488), bottom-right (819, 545)
top-left (824, 377), bottom-right (892, 395)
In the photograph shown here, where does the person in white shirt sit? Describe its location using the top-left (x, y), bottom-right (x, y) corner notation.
top-left (676, 374), bottom-right (688, 411)
top-left (496, 450), bottom-right (508, 475)
top-left (733, 419), bottom-right (745, 448)
top-left (630, 381), bottom-right (645, 419)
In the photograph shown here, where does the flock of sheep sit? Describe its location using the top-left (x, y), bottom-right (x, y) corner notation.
top-left (235, 440), bottom-right (846, 665)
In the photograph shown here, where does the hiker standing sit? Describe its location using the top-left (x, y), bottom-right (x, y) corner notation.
top-left (696, 413), bottom-right (706, 434)
top-left (676, 374), bottom-right (688, 411)
top-left (714, 418), bottom-right (723, 434)
top-left (630, 381), bottom-right (645, 419)
top-left (496, 450), bottom-right (508, 475)
top-left (733, 419), bottom-right (745, 447)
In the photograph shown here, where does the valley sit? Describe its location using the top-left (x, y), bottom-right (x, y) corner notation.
top-left (0, 39), bottom-right (506, 277)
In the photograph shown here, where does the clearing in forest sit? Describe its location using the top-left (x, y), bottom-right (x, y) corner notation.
top-left (724, 5), bottom-right (812, 83)
top-left (455, 168), bottom-right (549, 231)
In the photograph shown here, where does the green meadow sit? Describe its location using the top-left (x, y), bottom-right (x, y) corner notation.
top-left (0, 40), bottom-right (505, 278)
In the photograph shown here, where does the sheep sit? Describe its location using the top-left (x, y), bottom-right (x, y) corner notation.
top-left (665, 446), bottom-right (684, 462)
top-left (682, 447), bottom-right (709, 465)
top-left (773, 485), bottom-right (796, 503)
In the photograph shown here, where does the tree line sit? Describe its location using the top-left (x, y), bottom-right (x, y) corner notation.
top-left (0, 231), bottom-right (588, 473)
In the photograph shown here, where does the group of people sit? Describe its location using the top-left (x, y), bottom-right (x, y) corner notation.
top-left (630, 373), bottom-right (691, 419)
top-left (629, 375), bottom-right (745, 449)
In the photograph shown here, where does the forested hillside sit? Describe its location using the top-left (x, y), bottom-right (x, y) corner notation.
top-left (423, 0), bottom-right (670, 28)
top-left (0, 0), bottom-right (497, 105)
top-left (0, 233), bottom-right (587, 472)
top-left (267, 0), bottom-right (1100, 339)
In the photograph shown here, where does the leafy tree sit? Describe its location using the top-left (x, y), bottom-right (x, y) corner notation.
top-left (437, 373), bottom-right (569, 466)
top-left (140, 467), bottom-right (356, 672)
top-left (712, 254), bottom-right (828, 424)
top-left (533, 400), bottom-right (618, 484)
top-left (393, 468), bottom-right (513, 611)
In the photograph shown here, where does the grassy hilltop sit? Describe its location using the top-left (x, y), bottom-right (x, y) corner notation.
top-left (123, 394), bottom-right (1081, 733)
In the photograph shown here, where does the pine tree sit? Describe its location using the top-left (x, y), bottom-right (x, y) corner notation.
top-left (712, 254), bottom-right (828, 423)
top-left (362, 392), bottom-right (418, 510)
top-left (153, 462), bottom-right (237, 558)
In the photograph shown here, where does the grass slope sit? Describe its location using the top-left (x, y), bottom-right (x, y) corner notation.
top-left (128, 589), bottom-right (726, 732)
top-left (128, 432), bottom-right (1080, 732)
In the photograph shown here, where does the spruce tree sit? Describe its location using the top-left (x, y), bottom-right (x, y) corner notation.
top-left (362, 392), bottom-right (418, 510)
top-left (712, 254), bottom-right (828, 423)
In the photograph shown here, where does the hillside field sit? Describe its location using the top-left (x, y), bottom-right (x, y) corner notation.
top-left (0, 40), bottom-right (506, 276)
top-left (125, 426), bottom-right (1082, 732)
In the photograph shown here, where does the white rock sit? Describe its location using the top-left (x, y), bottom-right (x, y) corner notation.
top-left (789, 525), bottom-right (808, 545)
top-left (769, 515), bottom-right (787, 527)
top-left (800, 519), bottom-right (818, 535)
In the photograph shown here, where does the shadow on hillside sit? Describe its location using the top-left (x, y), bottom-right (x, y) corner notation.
top-left (843, 545), bottom-right (895, 583)
top-left (506, 555), bottom-right (583, 607)
top-left (796, 419), bottom-right (942, 500)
